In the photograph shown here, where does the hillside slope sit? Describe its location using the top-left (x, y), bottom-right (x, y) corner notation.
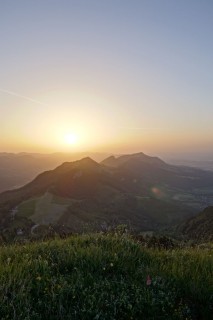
top-left (179, 206), bottom-right (213, 241)
top-left (0, 152), bottom-right (213, 237)
top-left (0, 152), bottom-right (109, 192)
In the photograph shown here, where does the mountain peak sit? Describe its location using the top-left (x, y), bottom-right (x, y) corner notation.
top-left (79, 156), bottom-right (97, 163)
top-left (101, 155), bottom-right (117, 167)
top-left (56, 157), bottom-right (98, 172)
top-left (75, 157), bottom-right (99, 168)
top-left (102, 152), bottom-right (166, 168)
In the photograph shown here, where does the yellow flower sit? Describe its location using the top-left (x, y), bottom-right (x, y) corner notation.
top-left (36, 276), bottom-right (41, 281)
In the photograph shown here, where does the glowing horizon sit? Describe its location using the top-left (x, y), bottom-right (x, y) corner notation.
top-left (0, 1), bottom-right (212, 157)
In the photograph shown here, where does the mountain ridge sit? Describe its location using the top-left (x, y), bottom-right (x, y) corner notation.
top-left (101, 152), bottom-right (167, 168)
top-left (0, 152), bottom-right (213, 238)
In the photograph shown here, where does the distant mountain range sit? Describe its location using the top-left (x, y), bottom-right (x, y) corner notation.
top-left (0, 152), bottom-right (213, 240)
top-left (1, 152), bottom-right (213, 194)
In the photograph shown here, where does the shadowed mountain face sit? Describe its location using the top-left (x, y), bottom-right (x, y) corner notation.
top-left (0, 152), bottom-right (213, 235)
top-left (102, 152), bottom-right (166, 168)
top-left (102, 152), bottom-right (213, 190)
top-left (0, 152), bottom-right (110, 193)
top-left (179, 206), bottom-right (213, 241)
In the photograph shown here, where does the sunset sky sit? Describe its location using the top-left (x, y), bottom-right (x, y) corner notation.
top-left (0, 0), bottom-right (212, 157)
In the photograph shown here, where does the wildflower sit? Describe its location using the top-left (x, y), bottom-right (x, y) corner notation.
top-left (110, 263), bottom-right (114, 267)
top-left (7, 257), bottom-right (11, 264)
top-left (146, 275), bottom-right (152, 286)
top-left (36, 276), bottom-right (42, 281)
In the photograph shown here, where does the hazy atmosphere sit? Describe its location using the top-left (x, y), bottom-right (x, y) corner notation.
top-left (1, 0), bottom-right (213, 158)
top-left (1, 2), bottom-right (213, 319)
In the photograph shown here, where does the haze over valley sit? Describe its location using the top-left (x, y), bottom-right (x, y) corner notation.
top-left (0, 1), bottom-right (213, 318)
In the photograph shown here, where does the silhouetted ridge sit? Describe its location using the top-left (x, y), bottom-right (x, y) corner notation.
top-left (1, 152), bottom-right (213, 235)
top-left (55, 157), bottom-right (99, 173)
top-left (102, 152), bottom-right (166, 168)
top-left (101, 156), bottom-right (117, 167)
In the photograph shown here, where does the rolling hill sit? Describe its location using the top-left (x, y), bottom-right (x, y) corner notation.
top-left (0, 152), bottom-right (110, 193)
top-left (0, 152), bottom-right (213, 239)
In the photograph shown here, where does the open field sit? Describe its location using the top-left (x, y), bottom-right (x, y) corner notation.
top-left (17, 192), bottom-right (81, 225)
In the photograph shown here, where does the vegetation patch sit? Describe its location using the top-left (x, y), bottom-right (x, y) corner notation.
top-left (17, 193), bottom-right (81, 226)
top-left (0, 233), bottom-right (212, 319)
top-left (17, 198), bottom-right (38, 218)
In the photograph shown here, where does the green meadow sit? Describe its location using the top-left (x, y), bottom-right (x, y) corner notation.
top-left (0, 233), bottom-right (212, 319)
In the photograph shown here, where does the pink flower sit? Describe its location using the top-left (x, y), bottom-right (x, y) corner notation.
top-left (146, 275), bottom-right (152, 286)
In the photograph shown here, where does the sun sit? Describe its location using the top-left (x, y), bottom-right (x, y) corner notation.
top-left (64, 133), bottom-right (78, 145)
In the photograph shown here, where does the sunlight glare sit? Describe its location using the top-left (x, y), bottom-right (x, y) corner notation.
top-left (64, 133), bottom-right (78, 145)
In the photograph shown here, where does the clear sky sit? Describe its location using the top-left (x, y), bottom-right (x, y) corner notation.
top-left (0, 0), bottom-right (213, 157)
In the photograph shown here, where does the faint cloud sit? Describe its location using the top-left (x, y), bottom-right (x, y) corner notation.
top-left (0, 88), bottom-right (48, 107)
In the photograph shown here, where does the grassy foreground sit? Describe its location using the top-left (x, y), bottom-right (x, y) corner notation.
top-left (0, 234), bottom-right (212, 319)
